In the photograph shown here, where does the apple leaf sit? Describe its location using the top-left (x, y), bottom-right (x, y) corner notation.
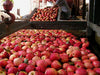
top-left (19, 55), bottom-right (23, 58)
top-left (16, 72), bottom-right (19, 75)
top-left (24, 59), bottom-right (28, 64)
top-left (66, 41), bottom-right (69, 44)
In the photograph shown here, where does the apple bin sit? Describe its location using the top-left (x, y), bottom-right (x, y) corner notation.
top-left (0, 25), bottom-right (100, 75)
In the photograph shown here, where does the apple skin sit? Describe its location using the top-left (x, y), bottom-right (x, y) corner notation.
top-left (94, 68), bottom-right (100, 75)
top-left (83, 59), bottom-right (91, 63)
top-left (81, 55), bottom-right (88, 60)
top-left (28, 71), bottom-right (39, 75)
top-left (0, 59), bottom-right (7, 67)
top-left (44, 59), bottom-right (52, 66)
top-left (51, 60), bottom-right (62, 70)
top-left (8, 67), bottom-right (18, 74)
top-left (28, 71), bottom-right (44, 75)
top-left (28, 60), bottom-right (35, 66)
top-left (8, 73), bottom-right (15, 75)
top-left (18, 51), bottom-right (26, 57)
top-left (67, 72), bottom-right (74, 75)
top-left (71, 57), bottom-right (80, 63)
top-left (32, 56), bottom-right (40, 63)
top-left (75, 68), bottom-right (87, 75)
top-left (25, 65), bottom-right (35, 73)
top-left (80, 38), bottom-right (87, 43)
top-left (63, 63), bottom-right (70, 70)
top-left (13, 58), bottom-right (23, 66)
top-left (26, 53), bottom-right (34, 60)
top-left (60, 53), bottom-right (69, 63)
top-left (84, 62), bottom-right (93, 69)
top-left (45, 68), bottom-right (57, 75)
top-left (18, 71), bottom-right (27, 75)
top-left (72, 50), bottom-right (81, 57)
top-left (6, 63), bottom-right (14, 70)
top-left (57, 69), bottom-right (67, 75)
top-left (36, 66), bottom-right (46, 72)
top-left (87, 69), bottom-right (97, 75)
top-left (66, 65), bottom-right (76, 72)
top-left (18, 63), bottom-right (28, 71)
top-left (14, 46), bottom-right (21, 52)
top-left (89, 56), bottom-right (98, 62)
top-left (50, 53), bottom-right (60, 61)
top-left (92, 61), bottom-right (100, 68)
top-left (88, 53), bottom-right (95, 57)
top-left (75, 62), bottom-right (85, 68)
top-left (0, 48), bottom-right (3, 53)
top-left (36, 59), bottom-right (47, 68)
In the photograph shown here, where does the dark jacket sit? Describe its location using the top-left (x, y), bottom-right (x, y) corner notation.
top-left (55, 0), bottom-right (71, 17)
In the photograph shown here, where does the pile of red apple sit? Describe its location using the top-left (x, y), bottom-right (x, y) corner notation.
top-left (0, 29), bottom-right (100, 75)
top-left (30, 7), bottom-right (58, 21)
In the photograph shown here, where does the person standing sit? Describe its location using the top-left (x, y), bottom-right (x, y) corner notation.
top-left (52, 0), bottom-right (71, 20)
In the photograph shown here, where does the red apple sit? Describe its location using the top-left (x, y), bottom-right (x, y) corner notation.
top-left (57, 69), bottom-right (67, 75)
top-left (45, 68), bottom-right (57, 75)
top-left (18, 51), bottom-right (26, 57)
top-left (18, 71), bottom-right (27, 75)
top-left (75, 68), bottom-right (87, 75)
top-left (44, 59), bottom-right (52, 66)
top-left (32, 56), bottom-right (40, 62)
top-left (0, 59), bottom-right (7, 67)
top-left (81, 50), bottom-right (88, 56)
top-left (81, 55), bottom-right (88, 60)
top-left (67, 72), bottom-right (74, 75)
top-left (6, 63), bottom-right (14, 70)
top-left (92, 61), bottom-right (100, 68)
top-left (9, 54), bottom-right (17, 61)
top-left (87, 69), bottom-right (97, 75)
top-left (8, 73), bottom-right (15, 75)
top-left (14, 46), bottom-right (21, 52)
top-left (63, 63), bottom-right (70, 70)
top-left (26, 53), bottom-right (34, 60)
top-left (8, 67), bottom-right (18, 74)
top-left (75, 62), bottom-right (84, 68)
top-left (88, 53), bottom-right (95, 57)
top-left (71, 57), bottom-right (81, 63)
top-left (28, 60), bottom-right (35, 66)
top-left (36, 66), bottom-right (46, 72)
top-left (50, 53), bottom-right (60, 61)
top-left (89, 56), bottom-right (98, 62)
top-left (94, 68), bottom-right (100, 75)
top-left (36, 59), bottom-right (47, 68)
top-left (66, 65), bottom-right (76, 72)
top-left (51, 60), bottom-right (62, 70)
top-left (83, 59), bottom-right (91, 63)
top-left (25, 65), bottom-right (35, 73)
top-left (13, 58), bottom-right (23, 66)
top-left (28, 71), bottom-right (39, 75)
top-left (84, 62), bottom-right (93, 69)
top-left (60, 53), bottom-right (69, 63)
top-left (18, 63), bottom-right (27, 71)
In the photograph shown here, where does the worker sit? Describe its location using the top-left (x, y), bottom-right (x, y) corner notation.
top-left (52, 0), bottom-right (72, 20)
